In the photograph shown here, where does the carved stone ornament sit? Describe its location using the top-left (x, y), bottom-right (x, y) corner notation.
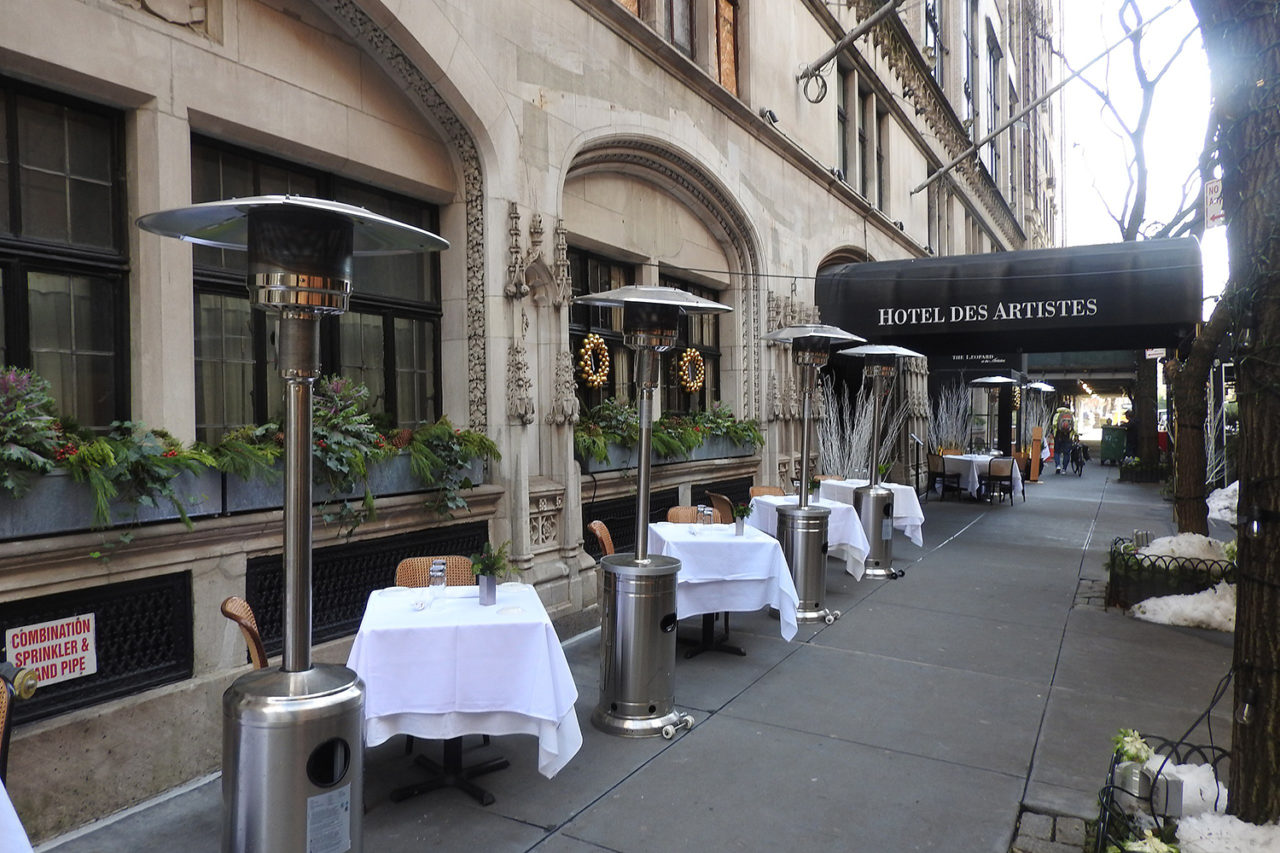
top-left (783, 374), bottom-right (800, 421)
top-left (505, 202), bottom-right (546, 299)
top-left (320, 0), bottom-right (488, 431)
top-left (546, 350), bottom-right (581, 426)
top-left (507, 337), bottom-right (535, 425)
top-left (529, 493), bottom-right (565, 548)
top-left (768, 372), bottom-right (782, 422)
top-left (118, 0), bottom-right (208, 28)
top-left (777, 461), bottom-right (791, 489)
top-left (766, 293), bottom-right (782, 342)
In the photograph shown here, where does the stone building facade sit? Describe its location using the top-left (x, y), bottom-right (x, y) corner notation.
top-left (0, 0), bottom-right (1060, 839)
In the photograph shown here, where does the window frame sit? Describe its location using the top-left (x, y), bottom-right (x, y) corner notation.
top-left (190, 136), bottom-right (443, 442)
top-left (0, 77), bottom-right (129, 429)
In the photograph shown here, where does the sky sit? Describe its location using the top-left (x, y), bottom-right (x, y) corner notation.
top-left (1060, 0), bottom-right (1227, 316)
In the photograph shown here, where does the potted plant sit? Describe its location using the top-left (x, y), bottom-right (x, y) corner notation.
top-left (470, 540), bottom-right (517, 606)
top-left (1111, 728), bottom-right (1154, 797)
top-left (732, 502), bottom-right (752, 535)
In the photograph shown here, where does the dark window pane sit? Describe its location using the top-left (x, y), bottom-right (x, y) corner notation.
top-left (339, 312), bottom-right (386, 411)
top-left (69, 179), bottom-right (115, 248)
top-left (66, 110), bottom-right (112, 181)
top-left (0, 90), bottom-right (8, 236)
top-left (393, 317), bottom-right (434, 425)
top-left (29, 271), bottom-right (119, 428)
top-left (671, 0), bottom-right (693, 55)
top-left (17, 97), bottom-right (64, 173)
top-left (20, 168), bottom-right (68, 242)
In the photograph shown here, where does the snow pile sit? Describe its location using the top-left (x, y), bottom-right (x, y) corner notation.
top-left (1138, 533), bottom-right (1230, 562)
top-left (1144, 757), bottom-right (1228, 816)
top-left (1179, 813), bottom-right (1280, 852)
top-left (1131, 581), bottom-right (1236, 632)
top-left (1207, 481), bottom-right (1238, 525)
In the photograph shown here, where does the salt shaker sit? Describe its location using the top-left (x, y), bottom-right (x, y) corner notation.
top-left (429, 559), bottom-right (446, 592)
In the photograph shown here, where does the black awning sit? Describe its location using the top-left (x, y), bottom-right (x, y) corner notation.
top-left (815, 238), bottom-right (1203, 357)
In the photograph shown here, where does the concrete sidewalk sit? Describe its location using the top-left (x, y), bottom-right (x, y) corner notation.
top-left (35, 466), bottom-right (1235, 852)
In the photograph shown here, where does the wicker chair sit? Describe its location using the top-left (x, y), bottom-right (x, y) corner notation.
top-left (925, 453), bottom-right (961, 502)
top-left (395, 555), bottom-right (476, 588)
top-left (588, 520), bottom-right (615, 557)
top-left (813, 474), bottom-right (841, 481)
top-left (666, 505), bottom-right (702, 523)
top-left (979, 457), bottom-right (1019, 504)
top-left (705, 492), bottom-right (734, 524)
top-left (220, 596), bottom-right (268, 670)
top-left (0, 671), bottom-right (11, 785)
top-left (749, 485), bottom-right (784, 498)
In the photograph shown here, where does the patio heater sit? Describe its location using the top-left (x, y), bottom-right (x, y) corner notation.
top-left (969, 375), bottom-right (1018, 453)
top-left (139, 196), bottom-right (447, 853)
top-left (762, 324), bottom-right (863, 623)
top-left (837, 344), bottom-right (923, 580)
top-left (574, 285), bottom-right (729, 738)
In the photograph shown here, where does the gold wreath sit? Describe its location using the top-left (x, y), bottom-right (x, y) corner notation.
top-left (578, 334), bottom-right (610, 389)
top-left (676, 348), bottom-right (705, 393)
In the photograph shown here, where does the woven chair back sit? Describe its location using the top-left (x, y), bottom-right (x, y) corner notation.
top-left (220, 596), bottom-right (268, 670)
top-left (396, 555), bottom-right (475, 588)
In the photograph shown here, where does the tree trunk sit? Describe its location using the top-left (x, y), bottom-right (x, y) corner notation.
top-left (1189, 0), bottom-right (1280, 823)
top-left (1171, 301), bottom-right (1232, 535)
top-left (1133, 355), bottom-right (1159, 465)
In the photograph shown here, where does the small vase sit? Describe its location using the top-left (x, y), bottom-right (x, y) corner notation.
top-left (478, 574), bottom-right (497, 606)
top-left (734, 518), bottom-right (745, 536)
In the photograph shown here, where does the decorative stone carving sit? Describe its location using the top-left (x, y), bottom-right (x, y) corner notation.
top-left (768, 373), bottom-right (781, 422)
top-left (777, 461), bottom-right (791, 489)
top-left (546, 350), bottom-right (580, 426)
top-left (783, 374), bottom-right (800, 421)
top-left (529, 493), bottom-right (565, 549)
top-left (766, 293), bottom-right (782, 342)
top-left (552, 219), bottom-right (571, 307)
top-left (505, 202), bottom-right (549, 300)
top-left (507, 336), bottom-right (535, 425)
top-left (119, 0), bottom-right (208, 28)
top-left (321, 0), bottom-right (488, 431)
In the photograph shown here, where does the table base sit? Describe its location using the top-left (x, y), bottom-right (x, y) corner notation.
top-left (390, 737), bottom-right (509, 807)
top-left (683, 613), bottom-right (746, 659)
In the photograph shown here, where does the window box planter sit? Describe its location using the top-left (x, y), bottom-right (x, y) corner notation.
top-left (0, 468), bottom-right (224, 541)
top-left (576, 438), bottom-right (756, 474)
top-left (224, 454), bottom-right (484, 513)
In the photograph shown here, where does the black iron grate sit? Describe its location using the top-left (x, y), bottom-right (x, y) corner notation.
top-left (246, 522), bottom-right (488, 655)
top-left (1106, 537), bottom-right (1235, 610)
top-left (0, 573), bottom-right (193, 725)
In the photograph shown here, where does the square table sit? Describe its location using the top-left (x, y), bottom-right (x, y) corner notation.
top-left (817, 479), bottom-right (925, 547)
top-left (346, 582), bottom-right (582, 800)
top-left (647, 521), bottom-right (800, 643)
top-left (1, 780), bottom-right (33, 853)
top-left (944, 454), bottom-right (1024, 499)
top-left (746, 494), bottom-right (872, 579)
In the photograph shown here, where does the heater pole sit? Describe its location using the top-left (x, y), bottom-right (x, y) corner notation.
top-left (797, 363), bottom-right (816, 509)
top-left (633, 347), bottom-right (659, 562)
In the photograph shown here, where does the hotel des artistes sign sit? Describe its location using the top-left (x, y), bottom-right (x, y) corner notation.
top-left (815, 240), bottom-right (1201, 356)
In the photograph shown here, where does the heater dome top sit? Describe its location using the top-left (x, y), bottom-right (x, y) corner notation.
top-left (137, 195), bottom-right (449, 255)
top-left (968, 375), bottom-right (1020, 386)
top-left (762, 323), bottom-right (864, 344)
top-left (573, 284), bottom-right (731, 314)
top-left (836, 343), bottom-right (924, 359)
top-left (1027, 381), bottom-right (1056, 392)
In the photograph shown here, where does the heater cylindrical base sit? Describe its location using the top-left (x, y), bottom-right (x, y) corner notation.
top-left (853, 485), bottom-right (894, 572)
top-left (222, 664), bottom-right (364, 853)
top-left (593, 554), bottom-right (690, 738)
top-left (776, 505), bottom-right (833, 623)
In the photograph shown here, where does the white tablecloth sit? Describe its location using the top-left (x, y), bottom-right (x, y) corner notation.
top-left (346, 583), bottom-right (582, 779)
top-left (1, 781), bottom-right (33, 853)
top-left (746, 494), bottom-right (872, 579)
top-left (817, 479), bottom-right (925, 547)
top-left (647, 522), bottom-right (799, 641)
top-left (943, 454), bottom-right (1024, 498)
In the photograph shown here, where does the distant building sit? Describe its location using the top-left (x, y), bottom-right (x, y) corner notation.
top-left (0, 0), bottom-right (1061, 838)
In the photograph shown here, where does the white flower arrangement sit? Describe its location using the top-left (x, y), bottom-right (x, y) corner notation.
top-left (1109, 828), bottom-right (1179, 852)
top-left (1113, 728), bottom-right (1154, 764)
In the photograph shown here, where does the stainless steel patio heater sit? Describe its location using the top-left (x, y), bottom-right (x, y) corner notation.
top-left (575, 285), bottom-right (729, 738)
top-left (762, 324), bottom-right (863, 623)
top-left (138, 196), bottom-right (447, 853)
top-left (969, 375), bottom-right (1018, 453)
top-left (837, 344), bottom-right (923, 580)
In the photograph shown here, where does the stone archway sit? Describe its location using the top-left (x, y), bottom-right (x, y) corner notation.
top-left (565, 135), bottom-right (766, 418)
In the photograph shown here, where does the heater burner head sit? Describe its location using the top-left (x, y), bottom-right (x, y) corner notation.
top-left (574, 285), bottom-right (730, 351)
top-left (836, 343), bottom-right (924, 376)
top-left (763, 323), bottom-right (864, 366)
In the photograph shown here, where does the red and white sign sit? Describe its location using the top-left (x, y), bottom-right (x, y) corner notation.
top-left (6, 614), bottom-right (97, 686)
top-left (1205, 178), bottom-right (1224, 229)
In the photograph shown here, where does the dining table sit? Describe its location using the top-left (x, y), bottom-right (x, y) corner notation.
top-left (1, 779), bottom-right (33, 853)
top-left (943, 453), bottom-right (1024, 499)
top-left (647, 521), bottom-right (800, 644)
top-left (346, 582), bottom-right (582, 803)
top-left (816, 479), bottom-right (925, 547)
top-left (745, 494), bottom-right (872, 580)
